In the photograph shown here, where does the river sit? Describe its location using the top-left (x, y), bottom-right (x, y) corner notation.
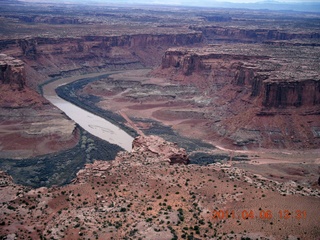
top-left (42, 72), bottom-right (134, 151)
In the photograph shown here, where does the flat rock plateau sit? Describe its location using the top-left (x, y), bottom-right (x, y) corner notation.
top-left (0, 0), bottom-right (319, 239)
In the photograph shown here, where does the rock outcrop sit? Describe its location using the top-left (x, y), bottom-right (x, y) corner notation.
top-left (0, 54), bottom-right (47, 108)
top-left (131, 135), bottom-right (190, 165)
top-left (74, 135), bottom-right (189, 184)
top-left (109, 135), bottom-right (189, 166)
top-left (75, 135), bottom-right (189, 181)
top-left (0, 54), bottom-right (25, 90)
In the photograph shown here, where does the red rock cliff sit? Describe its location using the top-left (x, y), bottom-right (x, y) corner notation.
top-left (0, 54), bottom-right (47, 108)
top-left (154, 45), bottom-right (320, 149)
top-left (0, 33), bottom-right (203, 89)
top-left (0, 54), bottom-right (25, 90)
top-left (263, 80), bottom-right (320, 108)
top-left (159, 46), bottom-right (320, 109)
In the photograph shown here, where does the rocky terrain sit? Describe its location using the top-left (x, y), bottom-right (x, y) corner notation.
top-left (0, 1), bottom-right (319, 239)
top-left (1, 135), bottom-right (319, 240)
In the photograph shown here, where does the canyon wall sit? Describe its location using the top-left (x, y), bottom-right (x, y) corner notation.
top-left (0, 54), bottom-right (47, 108)
top-left (0, 33), bottom-right (203, 89)
top-left (0, 54), bottom-right (79, 158)
top-left (155, 46), bottom-right (320, 148)
top-left (1, 24), bottom-right (317, 91)
top-left (0, 54), bottom-right (25, 90)
top-left (191, 26), bottom-right (320, 43)
top-left (0, 15), bottom-right (319, 150)
top-left (160, 47), bottom-right (320, 109)
top-left (262, 80), bottom-right (320, 108)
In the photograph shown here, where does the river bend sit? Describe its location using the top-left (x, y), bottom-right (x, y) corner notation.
top-left (42, 72), bottom-right (134, 151)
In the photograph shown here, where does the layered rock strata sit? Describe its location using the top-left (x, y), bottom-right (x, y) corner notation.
top-left (0, 33), bottom-right (203, 89)
top-left (191, 26), bottom-right (320, 44)
top-left (160, 46), bottom-right (320, 109)
top-left (0, 54), bottom-right (78, 158)
top-left (153, 44), bottom-right (320, 148)
top-left (0, 54), bottom-right (25, 90)
top-left (0, 54), bottom-right (46, 108)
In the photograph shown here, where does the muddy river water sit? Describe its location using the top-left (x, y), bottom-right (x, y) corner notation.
top-left (42, 72), bottom-right (134, 151)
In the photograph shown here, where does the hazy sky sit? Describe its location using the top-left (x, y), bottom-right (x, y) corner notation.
top-left (127, 0), bottom-right (320, 4)
top-left (47, 0), bottom-right (320, 3)
top-left (140, 0), bottom-right (320, 2)
top-left (218, 0), bottom-right (320, 1)
top-left (215, 0), bottom-right (320, 2)
top-left (142, 0), bottom-right (320, 12)
top-left (31, 0), bottom-right (320, 8)
top-left (149, 0), bottom-right (320, 2)
top-left (148, 0), bottom-right (320, 5)
top-left (78, 0), bottom-right (320, 2)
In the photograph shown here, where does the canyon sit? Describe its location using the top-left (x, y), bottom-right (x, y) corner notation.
top-left (1, 2), bottom-right (319, 150)
top-left (154, 44), bottom-right (320, 148)
top-left (0, 53), bottom-right (78, 158)
top-left (0, 0), bottom-right (320, 239)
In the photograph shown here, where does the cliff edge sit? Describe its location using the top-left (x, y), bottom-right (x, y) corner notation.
top-left (0, 54), bottom-right (78, 158)
top-left (0, 54), bottom-right (47, 108)
top-left (152, 44), bottom-right (320, 149)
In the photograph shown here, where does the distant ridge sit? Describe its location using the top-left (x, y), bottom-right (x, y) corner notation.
top-left (18, 0), bottom-right (320, 13)
top-left (197, 0), bottom-right (320, 12)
